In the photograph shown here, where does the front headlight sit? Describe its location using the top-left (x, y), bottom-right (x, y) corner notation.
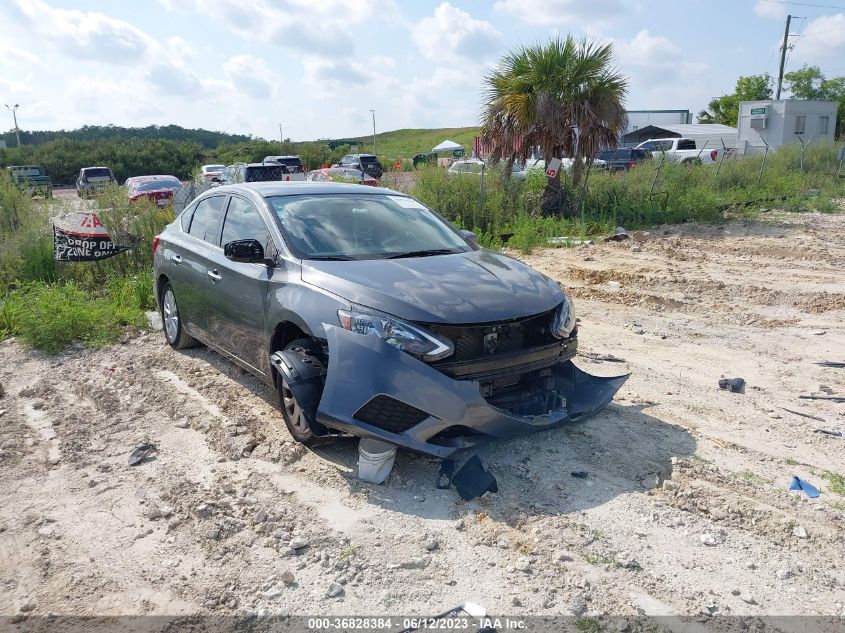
top-left (551, 295), bottom-right (576, 339)
top-left (337, 308), bottom-right (454, 362)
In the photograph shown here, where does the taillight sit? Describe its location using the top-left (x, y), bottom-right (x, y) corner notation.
top-left (152, 235), bottom-right (161, 254)
top-left (628, 160), bottom-right (636, 169)
top-left (710, 150), bottom-right (718, 161)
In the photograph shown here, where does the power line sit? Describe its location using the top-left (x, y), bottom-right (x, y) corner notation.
top-left (758, 0), bottom-right (845, 9)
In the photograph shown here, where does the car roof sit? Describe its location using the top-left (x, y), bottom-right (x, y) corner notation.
top-left (127, 175), bottom-right (179, 182)
top-left (209, 182), bottom-right (398, 197)
top-left (81, 166), bottom-right (112, 170)
top-left (265, 155), bottom-right (301, 159)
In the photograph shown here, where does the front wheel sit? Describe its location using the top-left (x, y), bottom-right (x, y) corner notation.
top-left (278, 338), bottom-right (325, 445)
top-left (161, 283), bottom-right (198, 349)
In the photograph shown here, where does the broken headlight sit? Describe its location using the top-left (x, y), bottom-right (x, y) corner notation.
top-left (338, 308), bottom-right (454, 362)
top-left (551, 295), bottom-right (576, 339)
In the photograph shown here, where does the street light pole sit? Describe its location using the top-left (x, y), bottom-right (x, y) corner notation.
top-left (279, 123), bottom-right (283, 144)
top-left (4, 104), bottom-right (21, 147)
top-left (369, 109), bottom-right (376, 155)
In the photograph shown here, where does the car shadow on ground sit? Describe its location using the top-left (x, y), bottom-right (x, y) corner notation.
top-left (314, 402), bottom-right (697, 522)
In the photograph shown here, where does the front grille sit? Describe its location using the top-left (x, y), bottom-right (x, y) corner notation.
top-left (353, 396), bottom-right (429, 433)
top-left (427, 308), bottom-right (559, 364)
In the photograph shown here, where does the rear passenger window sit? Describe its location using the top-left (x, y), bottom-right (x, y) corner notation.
top-left (677, 139), bottom-right (696, 150)
top-left (221, 196), bottom-right (270, 251)
top-left (188, 196), bottom-right (227, 244)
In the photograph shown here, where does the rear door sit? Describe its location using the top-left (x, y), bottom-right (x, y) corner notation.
top-left (168, 194), bottom-right (228, 339)
top-left (205, 194), bottom-right (275, 375)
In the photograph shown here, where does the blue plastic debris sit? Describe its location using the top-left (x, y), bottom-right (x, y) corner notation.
top-left (789, 475), bottom-right (820, 498)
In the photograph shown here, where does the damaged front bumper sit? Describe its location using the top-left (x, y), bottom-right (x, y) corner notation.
top-left (275, 325), bottom-right (628, 458)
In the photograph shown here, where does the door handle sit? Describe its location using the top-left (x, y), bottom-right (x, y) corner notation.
top-left (172, 254), bottom-right (182, 265)
top-left (207, 269), bottom-right (221, 282)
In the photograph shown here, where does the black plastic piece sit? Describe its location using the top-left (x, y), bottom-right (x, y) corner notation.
top-left (452, 455), bottom-right (498, 500)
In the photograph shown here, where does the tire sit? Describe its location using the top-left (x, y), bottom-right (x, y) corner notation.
top-left (278, 338), bottom-right (325, 445)
top-left (160, 283), bottom-right (198, 349)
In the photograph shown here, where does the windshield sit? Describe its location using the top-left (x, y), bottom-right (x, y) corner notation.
top-left (134, 178), bottom-right (180, 191)
top-left (203, 165), bottom-right (224, 173)
top-left (10, 166), bottom-right (45, 177)
top-left (266, 194), bottom-right (471, 260)
top-left (83, 168), bottom-right (112, 178)
top-left (359, 156), bottom-right (378, 164)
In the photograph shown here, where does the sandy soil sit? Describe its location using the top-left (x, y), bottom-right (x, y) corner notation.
top-left (1, 211), bottom-right (843, 621)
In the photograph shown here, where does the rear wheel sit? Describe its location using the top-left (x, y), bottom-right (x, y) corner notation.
top-left (161, 283), bottom-right (198, 349)
top-left (278, 338), bottom-right (325, 445)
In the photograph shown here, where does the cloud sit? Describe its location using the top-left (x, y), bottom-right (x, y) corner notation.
top-left (147, 63), bottom-right (205, 97)
top-left (789, 14), bottom-right (845, 68)
top-left (189, 0), bottom-right (394, 57)
top-left (224, 55), bottom-right (276, 99)
top-left (612, 31), bottom-right (710, 111)
top-left (413, 3), bottom-right (502, 63)
top-left (493, 0), bottom-right (627, 28)
top-left (753, 0), bottom-right (786, 19)
top-left (3, 0), bottom-right (154, 65)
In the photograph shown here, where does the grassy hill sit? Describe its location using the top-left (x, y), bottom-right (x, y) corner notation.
top-left (330, 127), bottom-right (480, 160)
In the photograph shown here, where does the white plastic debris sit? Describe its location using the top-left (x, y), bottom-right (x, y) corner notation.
top-left (357, 438), bottom-right (397, 484)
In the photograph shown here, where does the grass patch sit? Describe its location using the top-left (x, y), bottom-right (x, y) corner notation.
top-left (821, 471), bottom-right (845, 497)
top-left (737, 470), bottom-right (773, 485)
top-left (575, 617), bottom-right (605, 633)
top-left (7, 282), bottom-right (146, 353)
top-left (411, 142), bottom-right (845, 253)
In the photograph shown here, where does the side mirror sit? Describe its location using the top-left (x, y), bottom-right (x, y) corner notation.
top-left (460, 229), bottom-right (478, 245)
top-left (224, 239), bottom-right (270, 265)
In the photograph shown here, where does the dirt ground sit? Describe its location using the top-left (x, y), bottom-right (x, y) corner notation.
top-left (1, 211), bottom-right (844, 621)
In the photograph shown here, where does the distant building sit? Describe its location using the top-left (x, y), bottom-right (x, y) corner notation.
top-left (624, 110), bottom-right (692, 137)
top-left (737, 100), bottom-right (838, 153)
top-left (621, 123), bottom-right (738, 150)
top-left (0, 140), bottom-right (6, 149)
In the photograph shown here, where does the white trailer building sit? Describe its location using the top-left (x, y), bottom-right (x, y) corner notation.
top-left (621, 123), bottom-right (738, 150)
top-left (737, 99), bottom-right (838, 153)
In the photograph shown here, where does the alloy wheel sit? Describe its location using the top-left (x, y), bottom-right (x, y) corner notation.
top-left (162, 289), bottom-right (179, 343)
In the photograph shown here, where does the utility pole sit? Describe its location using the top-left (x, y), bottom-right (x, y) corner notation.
top-left (776, 14), bottom-right (792, 100)
top-left (279, 123), bottom-right (283, 143)
top-left (369, 109), bottom-right (376, 155)
top-left (4, 104), bottom-right (21, 146)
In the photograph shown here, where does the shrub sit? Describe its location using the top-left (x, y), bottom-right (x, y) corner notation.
top-left (9, 282), bottom-right (146, 353)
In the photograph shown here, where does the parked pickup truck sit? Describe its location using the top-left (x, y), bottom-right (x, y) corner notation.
top-left (6, 165), bottom-right (53, 197)
top-left (635, 138), bottom-right (719, 165)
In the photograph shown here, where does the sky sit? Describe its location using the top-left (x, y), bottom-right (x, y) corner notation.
top-left (1, 0), bottom-right (844, 141)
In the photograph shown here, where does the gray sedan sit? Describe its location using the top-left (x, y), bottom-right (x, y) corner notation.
top-left (153, 182), bottom-right (626, 456)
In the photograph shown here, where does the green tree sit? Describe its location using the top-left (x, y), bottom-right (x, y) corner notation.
top-left (698, 73), bottom-right (773, 126)
top-left (480, 36), bottom-right (628, 217)
top-left (784, 65), bottom-right (845, 138)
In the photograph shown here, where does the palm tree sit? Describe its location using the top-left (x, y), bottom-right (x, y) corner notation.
top-left (480, 37), bottom-right (628, 216)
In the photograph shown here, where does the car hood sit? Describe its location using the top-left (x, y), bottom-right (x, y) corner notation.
top-left (300, 249), bottom-right (564, 324)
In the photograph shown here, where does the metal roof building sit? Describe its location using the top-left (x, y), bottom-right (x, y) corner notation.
top-left (621, 123), bottom-right (738, 149)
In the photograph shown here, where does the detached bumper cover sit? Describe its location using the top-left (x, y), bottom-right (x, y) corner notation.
top-left (312, 325), bottom-right (628, 457)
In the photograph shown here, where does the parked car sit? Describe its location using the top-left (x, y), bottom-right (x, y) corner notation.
top-left (263, 155), bottom-right (304, 174)
top-left (306, 167), bottom-right (378, 186)
top-left (524, 157), bottom-right (607, 174)
top-left (200, 164), bottom-right (225, 183)
top-left (333, 154), bottom-right (383, 179)
top-left (76, 166), bottom-right (117, 196)
top-left (126, 175), bottom-right (182, 206)
top-left (5, 165), bottom-right (52, 197)
top-left (446, 158), bottom-right (486, 176)
top-left (152, 182), bottom-right (626, 456)
top-left (635, 138), bottom-right (719, 164)
top-left (219, 162), bottom-right (304, 185)
top-left (594, 148), bottom-right (652, 171)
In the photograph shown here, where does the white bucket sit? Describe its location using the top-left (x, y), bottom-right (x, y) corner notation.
top-left (357, 438), bottom-right (397, 484)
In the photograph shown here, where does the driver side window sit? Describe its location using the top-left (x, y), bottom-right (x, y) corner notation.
top-left (220, 196), bottom-right (271, 252)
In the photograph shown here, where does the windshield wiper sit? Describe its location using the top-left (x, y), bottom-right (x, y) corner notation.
top-left (307, 255), bottom-right (354, 261)
top-left (385, 249), bottom-right (455, 259)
